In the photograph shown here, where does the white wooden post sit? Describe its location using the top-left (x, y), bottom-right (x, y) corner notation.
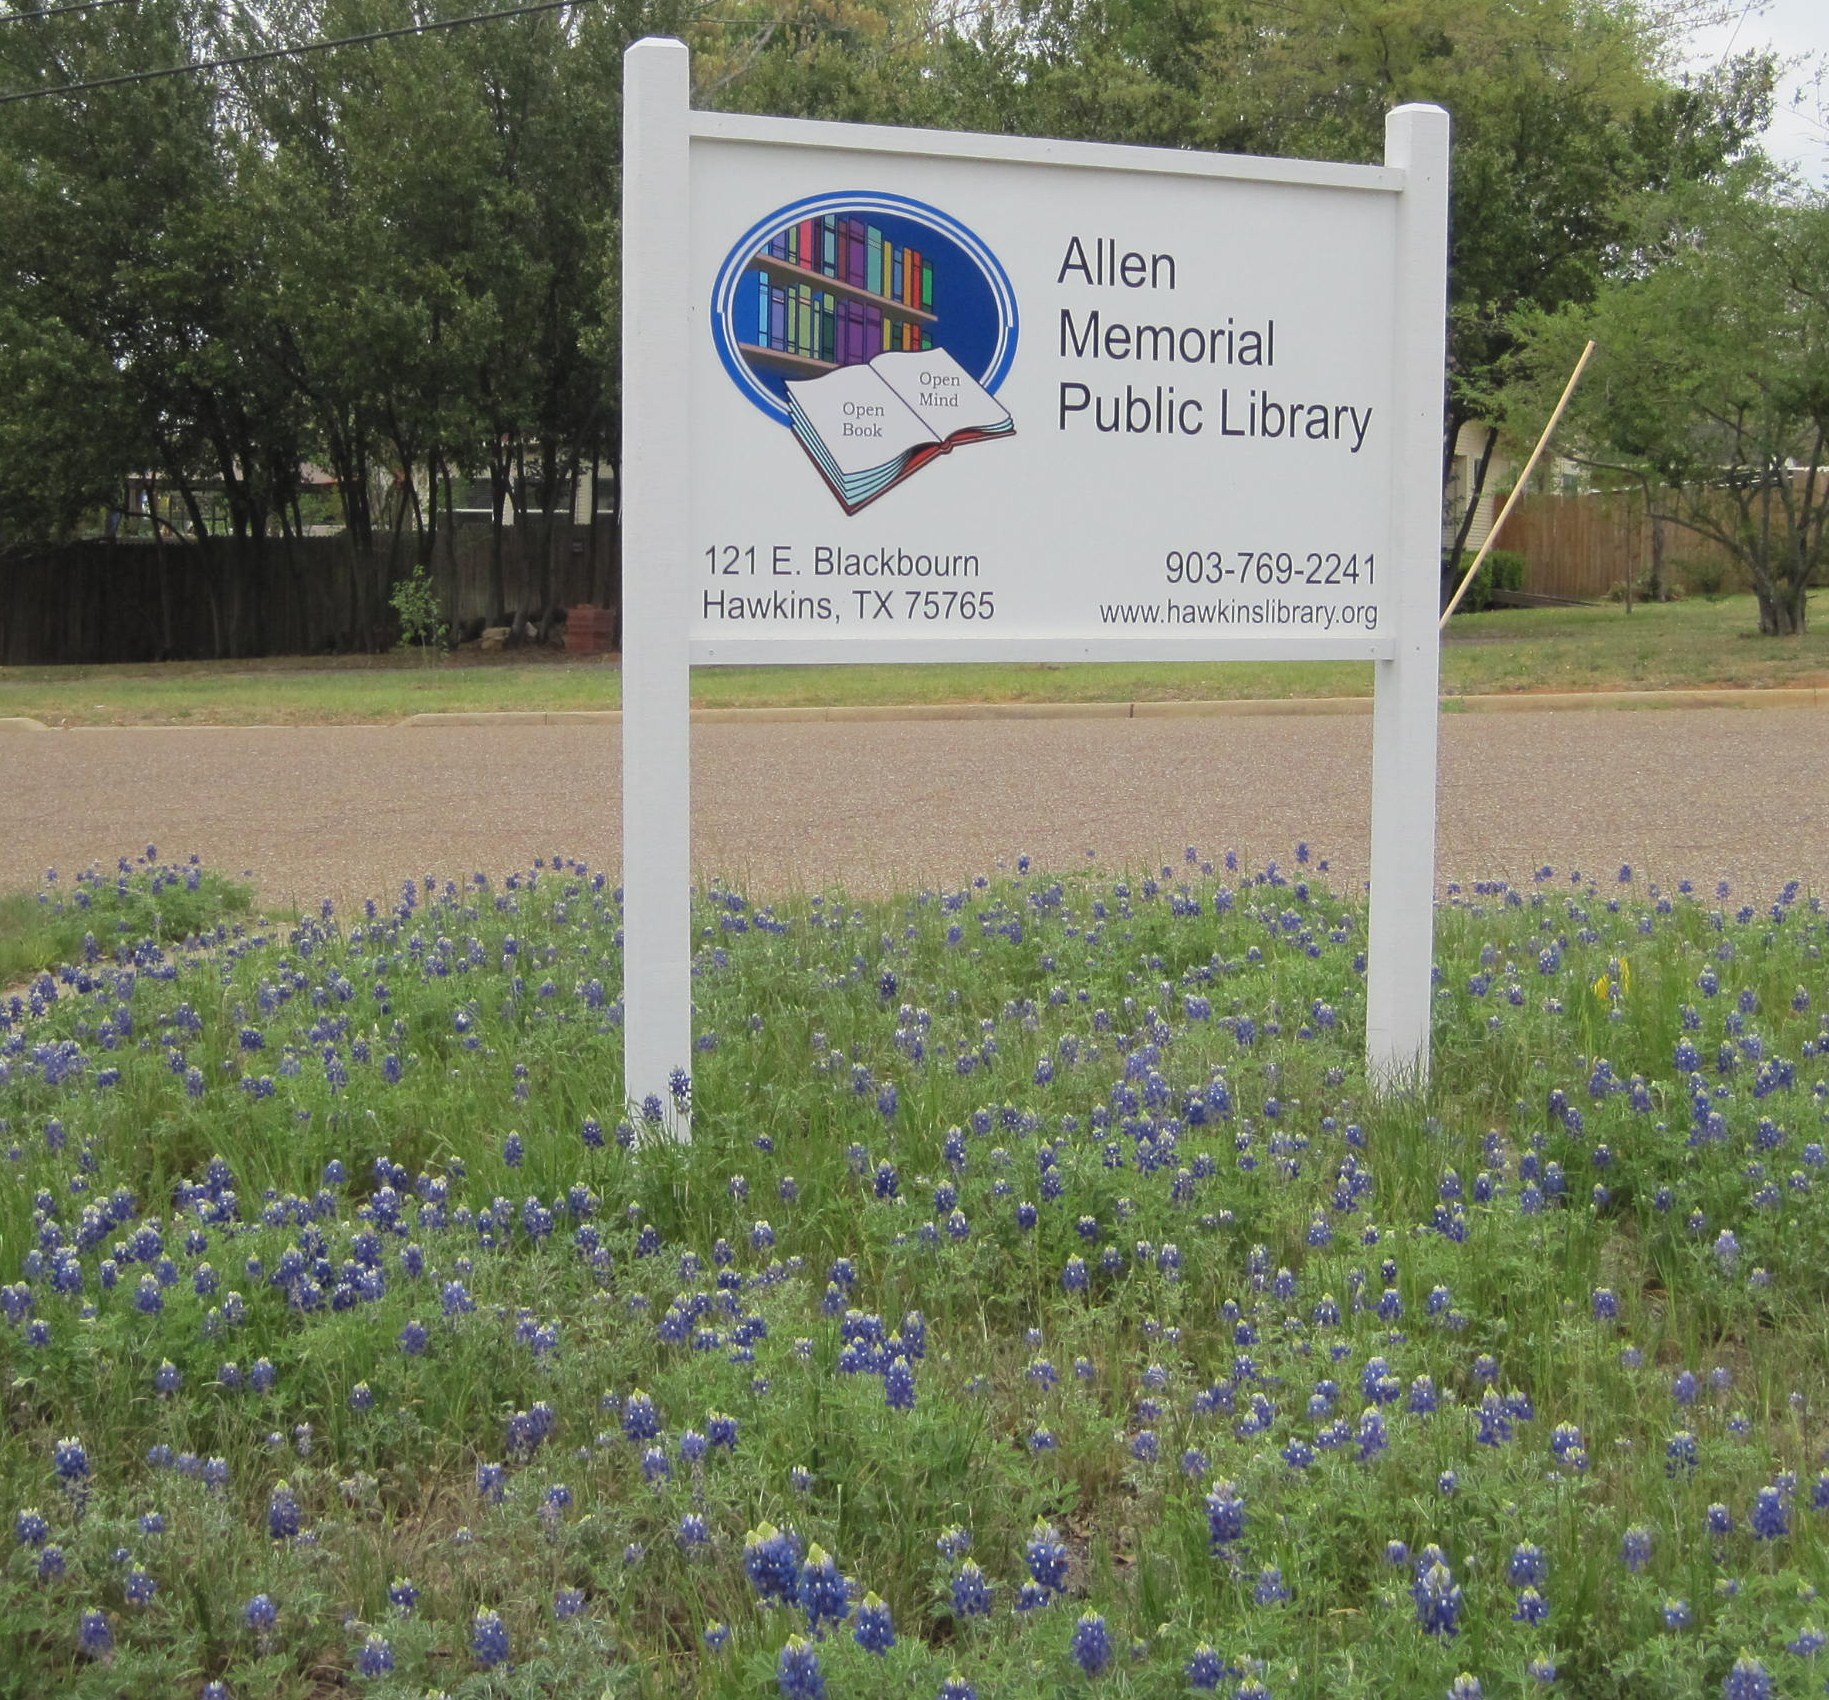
top-left (621, 38), bottom-right (694, 1136)
top-left (1366, 103), bottom-right (1449, 1091)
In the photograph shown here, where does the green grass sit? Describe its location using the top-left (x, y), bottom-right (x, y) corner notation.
top-left (0, 856), bottom-right (257, 984)
top-left (0, 849), bottom-right (1826, 1698)
top-left (0, 592), bottom-right (1824, 726)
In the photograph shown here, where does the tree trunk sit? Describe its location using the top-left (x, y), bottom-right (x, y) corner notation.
top-left (1443, 424), bottom-right (1500, 610)
top-left (489, 436), bottom-right (512, 624)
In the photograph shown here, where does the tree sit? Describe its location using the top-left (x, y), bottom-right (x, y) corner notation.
top-left (1513, 178), bottom-right (1829, 636)
top-left (918, 0), bottom-right (1776, 601)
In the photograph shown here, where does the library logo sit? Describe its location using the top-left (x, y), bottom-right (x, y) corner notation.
top-left (710, 193), bottom-right (1019, 513)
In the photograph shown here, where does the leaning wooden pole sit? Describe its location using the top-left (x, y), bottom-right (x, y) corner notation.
top-left (1439, 339), bottom-right (1597, 629)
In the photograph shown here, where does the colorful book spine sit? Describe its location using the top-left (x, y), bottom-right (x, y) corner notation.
top-left (750, 219), bottom-right (937, 368)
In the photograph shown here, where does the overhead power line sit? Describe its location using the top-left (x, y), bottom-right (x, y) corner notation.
top-left (1, 0), bottom-right (145, 26)
top-left (0, 0), bottom-right (588, 103)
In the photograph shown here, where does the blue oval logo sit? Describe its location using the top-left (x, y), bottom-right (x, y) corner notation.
top-left (709, 192), bottom-right (1018, 426)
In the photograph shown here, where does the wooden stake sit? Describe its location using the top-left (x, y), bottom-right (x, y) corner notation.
top-left (1439, 339), bottom-right (1596, 629)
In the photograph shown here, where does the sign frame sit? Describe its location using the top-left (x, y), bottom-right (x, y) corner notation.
top-left (622, 36), bottom-right (1448, 1131)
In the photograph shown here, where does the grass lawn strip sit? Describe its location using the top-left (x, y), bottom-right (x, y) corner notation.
top-left (0, 594), bottom-right (1825, 726)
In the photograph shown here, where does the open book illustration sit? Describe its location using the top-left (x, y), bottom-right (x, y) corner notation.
top-left (785, 347), bottom-right (1015, 514)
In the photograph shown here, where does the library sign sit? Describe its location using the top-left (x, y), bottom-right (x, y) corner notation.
top-left (622, 38), bottom-right (1450, 1127)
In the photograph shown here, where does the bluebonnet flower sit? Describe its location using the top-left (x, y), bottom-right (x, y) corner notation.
top-left (1186, 1645), bottom-right (1229, 1689)
top-left (1448, 1677), bottom-right (1482, 1700)
top-left (15, 1508), bottom-right (49, 1548)
top-left (124, 1567), bottom-right (155, 1606)
top-left (1707, 1502), bottom-right (1734, 1535)
top-left (937, 1525), bottom-right (973, 1562)
top-left (952, 1561), bottom-right (992, 1619)
top-left (1513, 1588), bottom-right (1550, 1625)
top-left (885, 1357), bottom-right (917, 1410)
top-left (1414, 1556), bottom-right (1462, 1636)
top-left (356, 1632), bottom-right (394, 1676)
top-left (1206, 1482), bottom-right (1245, 1550)
top-left (778, 1634), bottom-right (826, 1700)
top-left (1475, 1390), bottom-right (1513, 1446)
top-left (1663, 1598), bottom-right (1692, 1629)
top-left (623, 1389), bottom-right (660, 1441)
top-left (1255, 1566), bottom-right (1291, 1605)
top-left (1751, 1486), bottom-right (1788, 1540)
top-left (244, 1594), bottom-right (277, 1634)
top-left (745, 1523), bottom-right (803, 1607)
top-left (53, 1436), bottom-right (89, 1484)
top-left (1622, 1525), bottom-right (1652, 1572)
top-left (703, 1621), bottom-right (731, 1652)
top-left (1667, 1430), bottom-right (1699, 1474)
top-left (78, 1608), bottom-right (113, 1659)
top-left (267, 1482), bottom-right (301, 1540)
top-left (1070, 1611), bottom-right (1112, 1674)
top-left (1722, 1653), bottom-right (1771, 1700)
top-left (797, 1545), bottom-right (849, 1634)
top-left (678, 1513), bottom-right (710, 1552)
top-left (1027, 1521), bottom-right (1070, 1593)
top-left (1786, 1625), bottom-right (1825, 1656)
top-left (387, 1578), bottom-right (418, 1614)
top-left (471, 1608), bottom-right (511, 1669)
top-left (554, 1587), bottom-right (586, 1621)
top-left (38, 1545), bottom-right (64, 1580)
top-left (1509, 1544), bottom-right (1547, 1587)
top-left (853, 1592), bottom-right (894, 1654)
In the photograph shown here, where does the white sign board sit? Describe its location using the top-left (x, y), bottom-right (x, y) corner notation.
top-left (622, 38), bottom-right (1448, 1129)
top-left (691, 152), bottom-right (1397, 660)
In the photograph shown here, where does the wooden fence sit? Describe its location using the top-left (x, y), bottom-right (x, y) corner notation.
top-left (0, 519), bottom-right (619, 666)
top-left (1497, 489), bottom-right (1746, 602)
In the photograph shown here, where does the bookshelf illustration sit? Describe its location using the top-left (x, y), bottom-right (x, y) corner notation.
top-left (739, 215), bottom-right (939, 377)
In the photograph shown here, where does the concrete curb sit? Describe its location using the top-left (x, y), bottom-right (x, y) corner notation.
top-left (3, 687), bottom-right (1821, 735)
top-left (400, 686), bottom-right (1826, 728)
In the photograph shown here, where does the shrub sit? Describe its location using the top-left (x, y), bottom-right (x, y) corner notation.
top-left (390, 565), bottom-right (449, 661)
top-left (1449, 547), bottom-right (1525, 614)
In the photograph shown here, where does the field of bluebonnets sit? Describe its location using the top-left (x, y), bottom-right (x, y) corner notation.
top-left (2, 847), bottom-right (1827, 1700)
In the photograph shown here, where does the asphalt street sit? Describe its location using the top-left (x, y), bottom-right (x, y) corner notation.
top-left (4, 706), bottom-right (1824, 909)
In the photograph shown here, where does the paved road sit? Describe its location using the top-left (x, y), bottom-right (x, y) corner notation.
top-left (4, 707), bottom-right (1825, 908)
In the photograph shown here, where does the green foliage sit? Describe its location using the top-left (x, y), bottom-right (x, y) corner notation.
top-left (0, 0), bottom-right (1787, 648)
top-left (1511, 179), bottom-right (1829, 637)
top-left (1, 850), bottom-right (1827, 1696)
top-left (0, 855), bottom-right (254, 983)
top-left (388, 565), bottom-right (449, 662)
top-left (1448, 547), bottom-right (1525, 614)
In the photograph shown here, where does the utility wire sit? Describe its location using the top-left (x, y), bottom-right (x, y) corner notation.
top-left (0, 0), bottom-right (586, 102)
top-left (1, 0), bottom-right (145, 27)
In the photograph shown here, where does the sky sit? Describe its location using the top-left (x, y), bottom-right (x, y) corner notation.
top-left (1682, 0), bottom-right (1827, 187)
